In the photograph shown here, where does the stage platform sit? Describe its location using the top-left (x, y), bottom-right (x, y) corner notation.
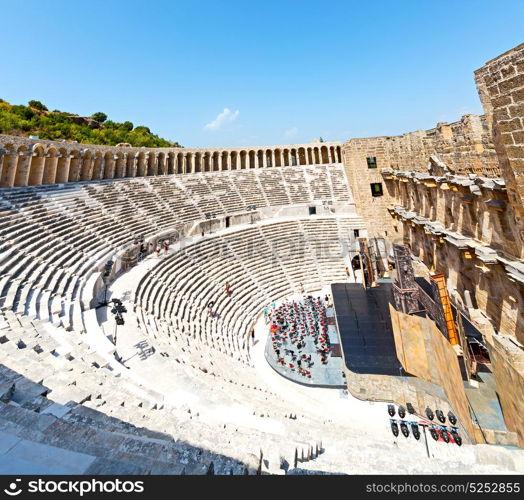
top-left (331, 282), bottom-right (403, 376)
top-left (263, 293), bottom-right (346, 389)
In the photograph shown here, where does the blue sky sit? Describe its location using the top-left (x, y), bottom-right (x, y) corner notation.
top-left (1, 0), bottom-right (523, 147)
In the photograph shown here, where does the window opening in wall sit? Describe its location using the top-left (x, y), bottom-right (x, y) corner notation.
top-left (353, 229), bottom-right (360, 238)
top-left (370, 182), bottom-right (383, 197)
top-left (366, 157), bottom-right (377, 169)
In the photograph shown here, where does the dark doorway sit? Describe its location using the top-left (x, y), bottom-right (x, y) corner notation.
top-left (309, 206), bottom-right (317, 215)
top-left (225, 216), bottom-right (231, 228)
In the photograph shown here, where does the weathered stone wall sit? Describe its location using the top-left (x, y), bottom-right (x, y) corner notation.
top-left (386, 199), bottom-right (524, 343)
top-left (474, 43), bottom-right (524, 250)
top-left (0, 135), bottom-right (343, 188)
top-left (384, 171), bottom-right (522, 260)
top-left (342, 138), bottom-right (396, 239)
top-left (374, 43), bottom-right (524, 341)
top-left (342, 114), bottom-right (499, 175)
top-left (373, 44), bottom-right (524, 448)
top-left (486, 333), bottom-right (524, 448)
top-left (341, 114), bottom-right (499, 238)
top-left (390, 305), bottom-right (479, 443)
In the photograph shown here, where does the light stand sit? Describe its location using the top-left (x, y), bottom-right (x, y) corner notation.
top-left (110, 298), bottom-right (127, 345)
top-left (96, 260), bottom-right (114, 308)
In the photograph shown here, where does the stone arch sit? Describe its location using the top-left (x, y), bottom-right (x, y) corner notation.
top-left (54, 147), bottom-right (70, 184)
top-left (203, 152), bottom-right (211, 172)
top-left (31, 143), bottom-right (45, 155)
top-left (167, 152), bottom-right (176, 174)
top-left (146, 152), bottom-right (156, 176)
top-left (230, 150), bottom-right (238, 170)
top-left (80, 149), bottom-right (93, 181)
top-left (240, 151), bottom-right (247, 170)
top-left (136, 151), bottom-right (147, 177)
top-left (329, 146), bottom-right (336, 163)
top-left (26, 145), bottom-right (44, 186)
top-left (114, 152), bottom-right (125, 178)
top-left (265, 149), bottom-right (273, 168)
top-left (290, 148), bottom-right (298, 166)
top-left (314, 147), bottom-right (320, 164)
top-left (103, 151), bottom-right (115, 179)
top-left (177, 152), bottom-right (185, 174)
top-left (194, 152), bottom-right (202, 173)
top-left (212, 151), bottom-right (220, 171)
top-left (125, 152), bottom-right (136, 177)
top-left (184, 152), bottom-right (192, 174)
top-left (157, 152), bottom-right (166, 175)
top-left (257, 150), bottom-right (264, 168)
top-left (283, 149), bottom-right (290, 166)
top-left (93, 152), bottom-right (104, 180)
top-left (248, 150), bottom-right (256, 169)
top-left (320, 145), bottom-right (329, 164)
top-left (298, 147), bottom-right (306, 166)
top-left (221, 151), bottom-right (229, 170)
top-left (68, 150), bottom-right (81, 182)
top-left (42, 146), bottom-right (60, 184)
top-left (274, 149), bottom-right (282, 167)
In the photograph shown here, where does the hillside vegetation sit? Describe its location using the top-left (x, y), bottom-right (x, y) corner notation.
top-left (0, 99), bottom-right (181, 148)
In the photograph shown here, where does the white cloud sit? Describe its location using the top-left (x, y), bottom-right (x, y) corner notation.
top-left (204, 108), bottom-right (240, 131)
top-left (284, 126), bottom-right (299, 138)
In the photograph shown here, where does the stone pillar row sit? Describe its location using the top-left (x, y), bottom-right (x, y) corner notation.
top-left (0, 144), bottom-right (343, 188)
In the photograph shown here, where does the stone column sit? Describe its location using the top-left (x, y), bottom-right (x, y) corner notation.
top-left (43, 154), bottom-right (59, 184)
top-left (1, 152), bottom-right (18, 187)
top-left (137, 156), bottom-right (146, 177)
top-left (115, 156), bottom-right (125, 178)
top-left (153, 155), bottom-right (159, 176)
top-left (157, 155), bottom-right (165, 175)
top-left (69, 155), bottom-right (80, 182)
top-left (27, 154), bottom-right (45, 186)
top-left (129, 156), bottom-right (138, 177)
top-left (55, 154), bottom-right (71, 184)
top-left (15, 153), bottom-right (32, 187)
top-left (103, 155), bottom-right (115, 179)
top-left (91, 157), bottom-right (103, 180)
top-left (81, 157), bottom-right (94, 181)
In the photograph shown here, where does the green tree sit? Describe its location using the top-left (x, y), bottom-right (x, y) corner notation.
top-left (11, 105), bottom-right (35, 120)
top-left (91, 112), bottom-right (107, 123)
top-left (28, 100), bottom-right (48, 111)
top-left (134, 126), bottom-right (151, 134)
top-left (121, 121), bottom-right (133, 132)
